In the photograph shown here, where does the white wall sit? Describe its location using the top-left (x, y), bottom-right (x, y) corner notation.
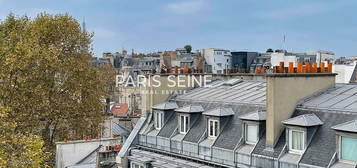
top-left (202, 48), bottom-right (231, 74)
top-left (56, 138), bottom-right (121, 168)
top-left (271, 52), bottom-right (298, 67)
top-left (333, 62), bottom-right (356, 83)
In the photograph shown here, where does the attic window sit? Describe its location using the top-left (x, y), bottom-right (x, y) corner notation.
top-left (179, 114), bottom-right (189, 134)
top-left (245, 124), bottom-right (258, 144)
top-left (154, 111), bottom-right (164, 130)
top-left (130, 162), bottom-right (144, 168)
top-left (339, 136), bottom-right (357, 163)
top-left (208, 119), bottom-right (219, 138)
top-left (288, 129), bottom-right (305, 154)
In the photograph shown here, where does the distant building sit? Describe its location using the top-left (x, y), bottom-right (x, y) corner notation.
top-left (249, 52), bottom-right (272, 73)
top-left (202, 48), bottom-right (232, 74)
top-left (270, 50), bottom-right (334, 67)
top-left (91, 57), bottom-right (111, 67)
top-left (333, 61), bottom-right (357, 83)
top-left (231, 51), bottom-right (259, 73)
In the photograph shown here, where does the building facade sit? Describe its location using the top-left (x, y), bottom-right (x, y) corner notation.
top-left (202, 48), bottom-right (232, 74)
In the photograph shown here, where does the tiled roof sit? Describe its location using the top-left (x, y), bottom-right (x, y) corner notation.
top-left (111, 103), bottom-right (128, 116)
top-left (332, 119), bottom-right (357, 133)
top-left (175, 105), bottom-right (204, 113)
top-left (202, 107), bottom-right (234, 117)
top-left (282, 113), bottom-right (323, 127)
top-left (152, 102), bottom-right (178, 110)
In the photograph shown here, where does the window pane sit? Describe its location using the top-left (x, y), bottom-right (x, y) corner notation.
top-left (214, 121), bottom-right (218, 136)
top-left (160, 113), bottom-right (164, 128)
top-left (180, 115), bottom-right (184, 132)
top-left (155, 112), bottom-right (159, 128)
top-left (209, 120), bottom-right (213, 136)
top-left (185, 116), bottom-right (189, 132)
top-left (341, 136), bottom-right (357, 162)
top-left (246, 125), bottom-right (258, 143)
top-left (292, 131), bottom-right (304, 150)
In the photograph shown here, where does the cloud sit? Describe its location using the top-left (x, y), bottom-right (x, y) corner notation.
top-left (166, 0), bottom-right (205, 15)
top-left (264, 3), bottom-right (330, 20)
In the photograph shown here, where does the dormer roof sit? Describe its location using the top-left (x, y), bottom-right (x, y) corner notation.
top-left (175, 105), bottom-right (204, 113)
top-left (202, 107), bottom-right (234, 117)
top-left (332, 119), bottom-right (357, 133)
top-left (239, 111), bottom-right (266, 121)
top-left (152, 102), bottom-right (178, 110)
top-left (282, 114), bottom-right (323, 127)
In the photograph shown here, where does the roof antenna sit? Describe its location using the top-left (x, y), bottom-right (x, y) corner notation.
top-left (82, 17), bottom-right (86, 32)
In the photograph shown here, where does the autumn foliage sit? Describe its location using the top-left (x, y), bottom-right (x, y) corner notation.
top-left (0, 13), bottom-right (114, 166)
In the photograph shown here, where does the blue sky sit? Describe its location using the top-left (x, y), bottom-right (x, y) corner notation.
top-left (1, 0), bottom-right (357, 57)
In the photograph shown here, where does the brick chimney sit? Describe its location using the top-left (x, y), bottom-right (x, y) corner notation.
top-left (265, 73), bottom-right (336, 148)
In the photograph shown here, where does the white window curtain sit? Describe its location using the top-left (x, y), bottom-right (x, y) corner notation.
top-left (341, 136), bottom-right (357, 162)
top-left (291, 130), bottom-right (304, 151)
top-left (208, 119), bottom-right (219, 137)
top-left (155, 111), bottom-right (163, 129)
top-left (180, 115), bottom-right (189, 133)
top-left (246, 124), bottom-right (258, 144)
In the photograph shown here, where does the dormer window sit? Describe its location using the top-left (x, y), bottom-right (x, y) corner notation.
top-left (282, 114), bottom-right (323, 155)
top-left (154, 111), bottom-right (164, 130)
top-left (152, 101), bottom-right (178, 130)
top-left (179, 114), bottom-right (189, 134)
top-left (202, 107), bottom-right (234, 139)
top-left (208, 119), bottom-right (219, 138)
top-left (339, 136), bottom-right (357, 163)
top-left (239, 110), bottom-right (266, 145)
top-left (245, 124), bottom-right (258, 144)
top-left (288, 129), bottom-right (305, 154)
top-left (332, 120), bottom-right (357, 164)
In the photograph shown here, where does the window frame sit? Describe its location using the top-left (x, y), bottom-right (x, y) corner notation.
top-left (338, 135), bottom-right (357, 164)
top-left (131, 162), bottom-right (144, 168)
top-left (154, 111), bottom-right (164, 130)
top-left (208, 119), bottom-right (219, 138)
top-left (288, 129), bottom-right (306, 154)
top-left (179, 114), bottom-right (189, 134)
top-left (245, 123), bottom-right (259, 145)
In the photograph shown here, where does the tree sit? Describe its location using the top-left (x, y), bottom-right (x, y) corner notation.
top-left (266, 48), bottom-right (274, 53)
top-left (0, 104), bottom-right (49, 167)
top-left (0, 13), bottom-right (115, 164)
top-left (184, 45), bottom-right (192, 53)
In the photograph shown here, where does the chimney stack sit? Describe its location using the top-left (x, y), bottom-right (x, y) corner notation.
top-left (265, 73), bottom-right (336, 148)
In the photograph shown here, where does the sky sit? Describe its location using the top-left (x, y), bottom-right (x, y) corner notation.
top-left (1, 0), bottom-right (357, 57)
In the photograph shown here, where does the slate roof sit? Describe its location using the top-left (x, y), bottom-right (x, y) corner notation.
top-left (332, 119), bottom-right (357, 133)
top-left (132, 80), bottom-right (357, 168)
top-left (112, 122), bottom-right (130, 137)
top-left (295, 110), bottom-right (357, 167)
top-left (152, 101), bottom-right (178, 110)
top-left (239, 111), bottom-right (266, 121)
top-left (157, 114), bottom-right (177, 138)
top-left (202, 107), bottom-right (234, 117)
top-left (175, 80), bottom-right (266, 105)
top-left (299, 84), bottom-right (357, 111)
top-left (175, 105), bottom-right (204, 113)
top-left (282, 113), bottom-right (323, 127)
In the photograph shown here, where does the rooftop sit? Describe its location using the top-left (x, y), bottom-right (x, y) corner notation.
top-left (175, 80), bottom-right (266, 105)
